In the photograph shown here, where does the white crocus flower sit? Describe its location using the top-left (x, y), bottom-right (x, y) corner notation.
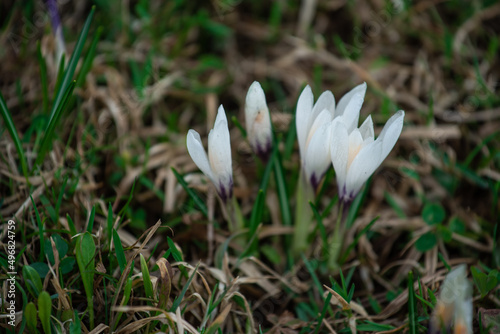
top-left (430, 265), bottom-right (472, 334)
top-left (186, 105), bottom-right (233, 202)
top-left (330, 109), bottom-right (404, 203)
top-left (296, 83), bottom-right (367, 189)
top-left (245, 81), bottom-right (272, 160)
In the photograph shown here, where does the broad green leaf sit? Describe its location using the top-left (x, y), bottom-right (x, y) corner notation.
top-left (422, 203), bottom-right (446, 225)
top-left (24, 302), bottom-right (37, 333)
top-left (415, 232), bottom-right (437, 252)
top-left (38, 291), bottom-right (52, 334)
top-left (22, 265), bottom-right (42, 298)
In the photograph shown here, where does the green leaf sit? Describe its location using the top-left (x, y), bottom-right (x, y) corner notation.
top-left (449, 216), bottom-right (465, 234)
top-left (38, 291), bottom-right (52, 334)
top-left (357, 321), bottom-right (395, 331)
top-left (60, 257), bottom-right (76, 275)
top-left (415, 232), bottom-right (437, 252)
top-left (472, 267), bottom-right (498, 298)
top-left (260, 245), bottom-right (281, 265)
top-left (30, 262), bottom-right (50, 279)
top-left (437, 225), bottom-right (452, 242)
top-left (23, 265), bottom-right (43, 298)
top-left (422, 203), bottom-right (446, 225)
top-left (24, 302), bottom-right (38, 333)
top-left (45, 234), bottom-right (69, 264)
top-left (69, 310), bottom-right (82, 334)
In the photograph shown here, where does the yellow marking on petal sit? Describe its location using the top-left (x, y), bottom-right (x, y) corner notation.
top-left (254, 110), bottom-right (264, 123)
top-left (454, 321), bottom-right (467, 334)
top-left (347, 142), bottom-right (361, 169)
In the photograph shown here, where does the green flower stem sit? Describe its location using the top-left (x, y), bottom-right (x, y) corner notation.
top-left (328, 201), bottom-right (346, 270)
top-left (292, 169), bottom-right (315, 258)
top-left (223, 195), bottom-right (243, 230)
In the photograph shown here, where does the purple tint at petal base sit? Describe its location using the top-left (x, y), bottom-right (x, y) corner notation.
top-left (218, 178), bottom-right (233, 203)
top-left (45, 0), bottom-right (61, 31)
top-left (256, 139), bottom-right (272, 162)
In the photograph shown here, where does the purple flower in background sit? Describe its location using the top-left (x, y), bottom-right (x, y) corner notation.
top-left (45, 0), bottom-right (66, 64)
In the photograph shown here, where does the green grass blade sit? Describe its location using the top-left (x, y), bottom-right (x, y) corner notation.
top-left (112, 229), bottom-right (127, 273)
top-left (76, 25), bottom-right (102, 88)
top-left (313, 292), bottom-right (332, 334)
top-left (408, 271), bottom-right (417, 334)
top-left (52, 6), bottom-right (95, 113)
top-left (30, 195), bottom-right (45, 261)
top-left (87, 205), bottom-right (95, 233)
top-left (140, 254), bottom-right (154, 305)
top-left (0, 91), bottom-right (29, 181)
top-left (75, 232), bottom-right (95, 328)
top-left (35, 7), bottom-right (95, 169)
top-left (170, 262), bottom-right (200, 312)
top-left (310, 202), bottom-right (328, 257)
top-left (107, 203), bottom-right (113, 245)
top-left (36, 41), bottom-right (49, 114)
top-left (340, 217), bottom-right (378, 264)
top-left (248, 189), bottom-right (265, 238)
top-left (34, 80), bottom-right (76, 169)
top-left (172, 167), bottom-right (208, 218)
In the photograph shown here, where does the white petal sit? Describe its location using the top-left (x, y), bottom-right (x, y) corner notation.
top-left (378, 110), bottom-right (404, 159)
top-left (245, 81), bottom-right (268, 131)
top-left (312, 90), bottom-right (335, 118)
top-left (359, 115), bottom-right (374, 141)
top-left (341, 90), bottom-right (365, 133)
top-left (347, 129), bottom-right (363, 169)
top-left (245, 81), bottom-right (271, 153)
top-left (304, 122), bottom-right (332, 188)
top-left (439, 265), bottom-right (468, 305)
top-left (344, 140), bottom-right (383, 200)
top-left (296, 85), bottom-right (314, 158)
top-left (330, 118), bottom-right (349, 197)
top-left (335, 82), bottom-right (367, 118)
top-left (306, 108), bottom-right (333, 149)
top-left (208, 106), bottom-right (233, 187)
top-left (186, 129), bottom-right (214, 183)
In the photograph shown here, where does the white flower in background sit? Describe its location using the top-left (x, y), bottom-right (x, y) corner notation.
top-left (296, 83), bottom-right (367, 189)
top-left (186, 105), bottom-right (233, 202)
top-left (430, 265), bottom-right (472, 334)
top-left (330, 109), bottom-right (404, 203)
top-left (245, 81), bottom-right (272, 160)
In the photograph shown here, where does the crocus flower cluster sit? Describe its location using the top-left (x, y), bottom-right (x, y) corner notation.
top-left (186, 81), bottom-right (404, 214)
top-left (429, 265), bottom-right (472, 334)
top-left (186, 82), bottom-right (272, 202)
top-left (296, 83), bottom-right (404, 203)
